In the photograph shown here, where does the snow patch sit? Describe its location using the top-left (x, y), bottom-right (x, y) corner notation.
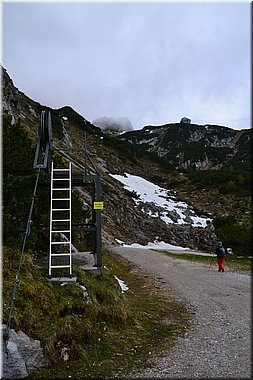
top-left (110, 173), bottom-right (212, 228)
top-left (114, 275), bottom-right (129, 293)
top-left (122, 240), bottom-right (189, 251)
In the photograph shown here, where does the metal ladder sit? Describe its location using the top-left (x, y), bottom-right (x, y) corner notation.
top-left (49, 161), bottom-right (72, 277)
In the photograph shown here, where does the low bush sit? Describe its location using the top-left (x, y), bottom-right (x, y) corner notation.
top-left (213, 216), bottom-right (252, 257)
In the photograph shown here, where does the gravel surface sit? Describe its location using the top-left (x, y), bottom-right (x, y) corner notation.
top-left (111, 247), bottom-right (251, 379)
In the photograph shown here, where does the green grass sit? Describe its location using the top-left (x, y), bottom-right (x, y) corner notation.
top-left (158, 250), bottom-right (252, 273)
top-left (3, 247), bottom-right (190, 379)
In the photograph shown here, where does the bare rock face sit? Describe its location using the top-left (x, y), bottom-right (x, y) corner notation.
top-left (2, 67), bottom-right (41, 124)
top-left (2, 325), bottom-right (49, 379)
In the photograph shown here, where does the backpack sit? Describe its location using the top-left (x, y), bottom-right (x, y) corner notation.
top-left (219, 247), bottom-right (225, 257)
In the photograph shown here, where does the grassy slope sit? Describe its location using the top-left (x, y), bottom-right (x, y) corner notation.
top-left (158, 251), bottom-right (252, 273)
top-left (3, 112), bottom-right (250, 379)
top-left (2, 115), bottom-right (189, 378)
top-left (3, 247), bottom-right (190, 379)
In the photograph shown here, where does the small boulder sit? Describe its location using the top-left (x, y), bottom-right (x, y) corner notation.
top-left (2, 325), bottom-right (49, 379)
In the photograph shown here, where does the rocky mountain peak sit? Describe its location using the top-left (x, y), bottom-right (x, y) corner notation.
top-left (118, 122), bottom-right (251, 171)
top-left (2, 66), bottom-right (251, 253)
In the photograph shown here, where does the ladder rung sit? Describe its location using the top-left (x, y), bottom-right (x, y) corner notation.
top-left (51, 230), bottom-right (71, 233)
top-left (50, 265), bottom-right (71, 269)
top-left (52, 219), bottom-right (70, 222)
top-left (52, 208), bottom-right (70, 211)
top-left (53, 188), bottom-right (70, 191)
top-left (53, 169), bottom-right (70, 172)
top-left (52, 198), bottom-right (70, 201)
top-left (51, 241), bottom-right (70, 244)
top-left (53, 178), bottom-right (70, 181)
top-left (51, 253), bottom-right (71, 257)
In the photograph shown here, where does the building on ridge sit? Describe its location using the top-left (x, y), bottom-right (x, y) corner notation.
top-left (180, 117), bottom-right (191, 124)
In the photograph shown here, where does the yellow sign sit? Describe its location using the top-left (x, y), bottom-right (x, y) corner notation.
top-left (94, 201), bottom-right (104, 210)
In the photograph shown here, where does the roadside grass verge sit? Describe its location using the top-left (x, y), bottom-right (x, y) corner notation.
top-left (158, 251), bottom-right (252, 273)
top-left (3, 247), bottom-right (190, 379)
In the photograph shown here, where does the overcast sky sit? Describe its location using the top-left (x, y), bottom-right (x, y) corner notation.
top-left (2, 1), bottom-right (251, 130)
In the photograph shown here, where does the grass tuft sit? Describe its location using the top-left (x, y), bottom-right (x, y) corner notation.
top-left (159, 250), bottom-right (252, 272)
top-left (3, 246), bottom-right (190, 378)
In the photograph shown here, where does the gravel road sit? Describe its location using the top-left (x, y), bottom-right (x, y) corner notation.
top-left (110, 246), bottom-right (251, 379)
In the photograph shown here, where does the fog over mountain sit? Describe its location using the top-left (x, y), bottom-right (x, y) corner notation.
top-left (92, 116), bottom-right (133, 134)
top-left (3, 2), bottom-right (250, 131)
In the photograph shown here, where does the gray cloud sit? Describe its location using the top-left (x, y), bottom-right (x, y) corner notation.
top-left (2, 2), bottom-right (250, 130)
top-left (92, 116), bottom-right (133, 133)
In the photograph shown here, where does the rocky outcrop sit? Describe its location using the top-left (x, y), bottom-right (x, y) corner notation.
top-left (101, 184), bottom-right (217, 251)
top-left (100, 173), bottom-right (217, 251)
top-left (2, 325), bottom-right (49, 379)
top-left (118, 123), bottom-right (252, 170)
top-left (2, 67), bottom-right (41, 122)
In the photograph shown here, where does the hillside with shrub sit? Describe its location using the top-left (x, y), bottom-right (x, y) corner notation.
top-left (2, 66), bottom-right (252, 256)
top-left (2, 65), bottom-right (252, 377)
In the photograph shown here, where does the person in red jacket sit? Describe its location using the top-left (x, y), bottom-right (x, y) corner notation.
top-left (215, 241), bottom-right (226, 272)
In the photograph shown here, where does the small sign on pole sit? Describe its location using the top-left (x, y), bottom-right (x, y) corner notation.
top-left (94, 201), bottom-right (104, 210)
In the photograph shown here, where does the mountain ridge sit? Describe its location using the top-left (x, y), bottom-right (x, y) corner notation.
top-left (2, 66), bottom-right (251, 254)
top-left (117, 121), bottom-right (251, 171)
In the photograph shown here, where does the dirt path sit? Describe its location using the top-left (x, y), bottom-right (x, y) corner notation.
top-left (110, 246), bottom-right (251, 379)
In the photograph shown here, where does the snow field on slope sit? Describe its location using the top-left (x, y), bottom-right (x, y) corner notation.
top-left (110, 173), bottom-right (212, 228)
